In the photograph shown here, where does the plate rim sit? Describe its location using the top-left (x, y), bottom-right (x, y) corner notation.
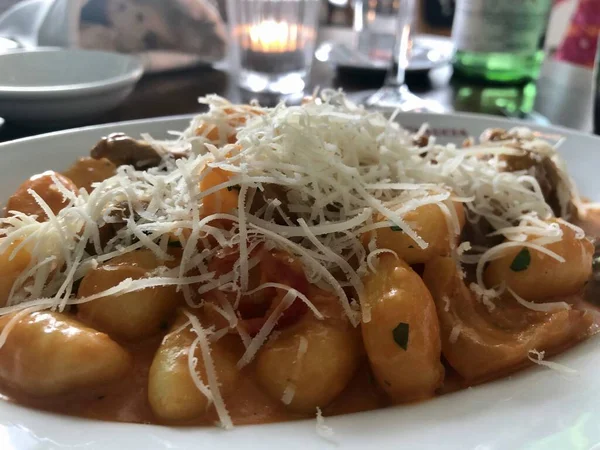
top-left (0, 109), bottom-right (596, 148)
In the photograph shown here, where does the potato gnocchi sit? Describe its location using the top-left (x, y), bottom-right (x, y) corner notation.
top-left (0, 91), bottom-right (597, 427)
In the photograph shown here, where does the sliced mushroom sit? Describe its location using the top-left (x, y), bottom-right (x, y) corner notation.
top-left (478, 128), bottom-right (573, 218)
top-left (90, 133), bottom-right (188, 170)
top-left (460, 215), bottom-right (503, 250)
top-left (248, 183), bottom-right (298, 224)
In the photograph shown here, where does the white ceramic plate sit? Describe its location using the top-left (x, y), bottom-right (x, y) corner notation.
top-left (0, 49), bottom-right (143, 126)
top-left (0, 113), bottom-right (599, 450)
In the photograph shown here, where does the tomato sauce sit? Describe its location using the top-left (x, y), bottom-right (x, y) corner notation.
top-left (0, 335), bottom-right (387, 425)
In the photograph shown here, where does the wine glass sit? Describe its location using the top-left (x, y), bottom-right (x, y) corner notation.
top-left (364, 0), bottom-right (445, 112)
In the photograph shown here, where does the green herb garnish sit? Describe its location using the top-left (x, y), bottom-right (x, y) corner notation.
top-left (510, 248), bottom-right (531, 272)
top-left (392, 322), bottom-right (409, 350)
top-left (390, 225), bottom-right (402, 232)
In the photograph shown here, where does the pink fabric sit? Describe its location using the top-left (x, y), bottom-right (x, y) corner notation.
top-left (555, 0), bottom-right (600, 68)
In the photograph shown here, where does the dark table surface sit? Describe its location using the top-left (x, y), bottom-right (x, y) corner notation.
top-left (0, 27), bottom-right (595, 143)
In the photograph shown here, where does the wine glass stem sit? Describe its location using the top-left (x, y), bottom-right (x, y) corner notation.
top-left (386, 0), bottom-right (414, 88)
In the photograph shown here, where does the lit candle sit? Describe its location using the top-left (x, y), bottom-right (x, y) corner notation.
top-left (247, 20), bottom-right (299, 53)
top-left (237, 20), bottom-right (315, 74)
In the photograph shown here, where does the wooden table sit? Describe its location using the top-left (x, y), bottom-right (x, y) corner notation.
top-left (0, 28), bottom-right (594, 142)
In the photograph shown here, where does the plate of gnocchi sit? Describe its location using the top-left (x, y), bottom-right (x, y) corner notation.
top-left (0, 91), bottom-right (600, 450)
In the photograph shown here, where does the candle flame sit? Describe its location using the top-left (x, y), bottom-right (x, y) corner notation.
top-left (247, 20), bottom-right (301, 53)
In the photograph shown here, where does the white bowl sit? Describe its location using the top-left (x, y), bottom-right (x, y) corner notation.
top-left (0, 48), bottom-right (143, 125)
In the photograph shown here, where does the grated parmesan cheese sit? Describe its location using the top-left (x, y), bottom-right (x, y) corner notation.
top-left (184, 310), bottom-right (233, 429)
top-left (0, 90), bottom-right (585, 429)
top-left (449, 324), bottom-right (462, 344)
top-left (442, 295), bottom-right (451, 312)
top-left (236, 289), bottom-right (298, 369)
top-left (315, 407), bottom-right (337, 444)
top-left (281, 336), bottom-right (309, 405)
top-left (507, 287), bottom-right (571, 313)
top-left (527, 349), bottom-right (578, 375)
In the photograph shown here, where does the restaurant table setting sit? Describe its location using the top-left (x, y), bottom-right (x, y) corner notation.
top-left (0, 0), bottom-right (226, 125)
top-left (0, 0), bottom-right (597, 139)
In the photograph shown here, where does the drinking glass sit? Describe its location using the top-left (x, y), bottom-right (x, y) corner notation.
top-left (226, 0), bottom-right (321, 99)
top-left (594, 35), bottom-right (600, 135)
top-left (353, 0), bottom-right (398, 66)
top-left (364, 0), bottom-right (444, 112)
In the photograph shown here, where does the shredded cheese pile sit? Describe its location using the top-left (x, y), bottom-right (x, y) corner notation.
top-left (0, 89), bottom-right (586, 427)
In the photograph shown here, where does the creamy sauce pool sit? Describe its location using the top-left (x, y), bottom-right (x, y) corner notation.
top-left (0, 336), bottom-right (388, 425)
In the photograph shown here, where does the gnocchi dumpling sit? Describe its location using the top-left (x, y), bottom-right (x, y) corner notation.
top-left (361, 254), bottom-right (444, 402)
top-left (0, 240), bottom-right (31, 307)
top-left (484, 221), bottom-right (593, 301)
top-left (200, 167), bottom-right (239, 216)
top-left (255, 293), bottom-right (361, 413)
top-left (77, 250), bottom-right (183, 339)
top-left (0, 311), bottom-right (131, 396)
top-left (6, 171), bottom-right (78, 221)
top-left (148, 310), bottom-right (241, 422)
top-left (62, 157), bottom-right (117, 192)
top-left (364, 201), bottom-right (465, 264)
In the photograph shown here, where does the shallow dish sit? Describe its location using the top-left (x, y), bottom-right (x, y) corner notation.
top-left (0, 112), bottom-right (599, 450)
top-left (0, 49), bottom-right (143, 125)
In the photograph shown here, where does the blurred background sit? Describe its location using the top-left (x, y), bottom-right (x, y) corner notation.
top-left (0, 0), bottom-right (597, 140)
top-left (0, 0), bottom-right (579, 54)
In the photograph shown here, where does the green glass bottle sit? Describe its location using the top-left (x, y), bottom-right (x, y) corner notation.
top-left (452, 0), bottom-right (554, 83)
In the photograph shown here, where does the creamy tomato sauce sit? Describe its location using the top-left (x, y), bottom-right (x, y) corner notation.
top-left (2, 210), bottom-right (599, 426)
top-left (0, 335), bottom-right (388, 425)
top-left (2, 210), bottom-right (599, 427)
top-left (0, 239), bottom-right (600, 426)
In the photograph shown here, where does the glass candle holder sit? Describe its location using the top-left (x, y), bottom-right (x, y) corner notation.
top-left (226, 0), bottom-right (320, 97)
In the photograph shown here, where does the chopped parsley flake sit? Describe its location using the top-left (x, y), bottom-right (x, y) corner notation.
top-left (510, 248), bottom-right (531, 272)
top-left (392, 322), bottom-right (409, 350)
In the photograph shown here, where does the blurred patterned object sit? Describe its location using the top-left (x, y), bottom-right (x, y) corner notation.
top-left (0, 0), bottom-right (19, 14)
top-left (555, 0), bottom-right (600, 68)
top-left (0, 0), bottom-right (227, 70)
top-left (80, 0), bottom-right (227, 61)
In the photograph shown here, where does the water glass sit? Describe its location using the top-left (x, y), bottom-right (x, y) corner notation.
top-left (226, 0), bottom-right (321, 98)
top-left (353, 0), bottom-right (399, 66)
